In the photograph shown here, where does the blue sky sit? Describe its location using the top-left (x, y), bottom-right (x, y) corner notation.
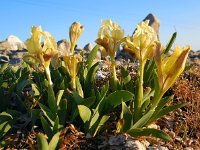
top-left (1, 0), bottom-right (200, 50)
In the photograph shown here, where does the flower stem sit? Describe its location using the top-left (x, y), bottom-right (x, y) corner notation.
top-left (71, 76), bottom-right (76, 91)
top-left (45, 66), bottom-right (53, 86)
top-left (111, 57), bottom-right (118, 91)
top-left (134, 59), bottom-right (145, 122)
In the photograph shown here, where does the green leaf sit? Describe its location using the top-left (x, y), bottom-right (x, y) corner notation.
top-left (120, 102), bottom-right (133, 132)
top-left (91, 115), bottom-right (110, 137)
top-left (0, 63), bottom-right (9, 73)
top-left (155, 95), bottom-right (174, 113)
top-left (86, 45), bottom-right (100, 70)
top-left (37, 133), bottom-right (49, 150)
top-left (78, 105), bottom-right (91, 123)
top-left (143, 60), bottom-right (156, 87)
top-left (48, 132), bottom-right (60, 150)
top-left (0, 121), bottom-right (11, 139)
top-left (39, 103), bottom-right (56, 126)
top-left (132, 110), bottom-right (154, 128)
top-left (57, 99), bottom-right (67, 126)
top-left (120, 67), bottom-right (134, 92)
top-left (32, 83), bottom-right (40, 96)
top-left (84, 62), bottom-right (99, 97)
top-left (76, 77), bottom-right (83, 97)
top-left (81, 96), bottom-right (96, 108)
top-left (105, 90), bottom-right (133, 108)
top-left (41, 116), bottom-right (53, 139)
top-left (150, 103), bottom-right (187, 123)
top-left (100, 81), bottom-right (109, 100)
top-left (47, 85), bottom-right (57, 114)
top-left (163, 32), bottom-right (177, 54)
top-left (56, 90), bottom-right (64, 106)
top-left (53, 116), bottom-right (59, 134)
top-left (127, 128), bottom-right (172, 141)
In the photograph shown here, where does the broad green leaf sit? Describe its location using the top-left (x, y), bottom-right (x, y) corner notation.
top-left (143, 60), bottom-right (156, 87)
top-left (120, 67), bottom-right (134, 92)
top-left (32, 83), bottom-right (40, 96)
top-left (41, 116), bottom-right (53, 139)
top-left (0, 112), bottom-right (13, 123)
top-left (57, 99), bottom-right (67, 126)
top-left (91, 115), bottom-right (110, 137)
top-left (30, 109), bottom-right (41, 126)
top-left (53, 116), bottom-right (59, 134)
top-left (105, 90), bottom-right (133, 107)
top-left (47, 85), bottom-right (57, 114)
top-left (37, 133), bottom-right (49, 150)
top-left (48, 132), bottom-right (60, 150)
top-left (155, 95), bottom-right (174, 113)
top-left (39, 103), bottom-right (55, 126)
top-left (86, 45), bottom-right (99, 70)
top-left (0, 121), bottom-right (11, 139)
top-left (84, 62), bottom-right (99, 97)
top-left (16, 80), bottom-right (33, 96)
top-left (81, 96), bottom-right (96, 108)
top-left (76, 77), bottom-right (83, 97)
top-left (120, 102), bottom-right (133, 132)
top-left (100, 81), bottom-right (109, 100)
top-left (127, 128), bottom-right (172, 141)
top-left (78, 105), bottom-right (91, 123)
top-left (0, 63), bottom-right (9, 73)
top-left (149, 103), bottom-right (187, 123)
top-left (56, 90), bottom-right (64, 106)
top-left (132, 109), bottom-right (154, 128)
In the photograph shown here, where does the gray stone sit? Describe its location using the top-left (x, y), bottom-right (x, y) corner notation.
top-left (108, 134), bottom-right (127, 146)
top-left (125, 140), bottom-right (146, 150)
top-left (0, 35), bottom-right (26, 65)
top-left (83, 43), bottom-right (93, 51)
top-left (0, 35), bottom-right (25, 51)
top-left (57, 39), bottom-right (71, 56)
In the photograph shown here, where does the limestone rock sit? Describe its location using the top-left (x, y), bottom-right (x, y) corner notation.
top-left (0, 35), bottom-right (25, 50)
top-left (57, 39), bottom-right (71, 56)
top-left (83, 43), bottom-right (93, 51)
top-left (0, 35), bottom-right (26, 65)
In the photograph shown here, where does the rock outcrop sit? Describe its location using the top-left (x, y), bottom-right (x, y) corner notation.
top-left (0, 35), bottom-right (27, 65)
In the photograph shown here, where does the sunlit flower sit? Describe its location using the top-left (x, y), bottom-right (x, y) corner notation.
top-left (24, 26), bottom-right (57, 85)
top-left (63, 54), bottom-right (82, 90)
top-left (155, 43), bottom-right (190, 93)
top-left (123, 20), bottom-right (158, 62)
top-left (69, 22), bottom-right (84, 53)
top-left (95, 19), bottom-right (124, 59)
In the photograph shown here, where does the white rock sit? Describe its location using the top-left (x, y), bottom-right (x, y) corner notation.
top-left (125, 140), bottom-right (146, 150)
top-left (6, 35), bottom-right (24, 50)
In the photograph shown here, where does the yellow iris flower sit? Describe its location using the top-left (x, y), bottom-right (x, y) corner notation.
top-left (63, 54), bottom-right (82, 90)
top-left (69, 22), bottom-right (84, 53)
top-left (95, 19), bottom-right (124, 59)
top-left (24, 26), bottom-right (57, 85)
top-left (123, 20), bottom-right (158, 62)
top-left (155, 43), bottom-right (190, 93)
